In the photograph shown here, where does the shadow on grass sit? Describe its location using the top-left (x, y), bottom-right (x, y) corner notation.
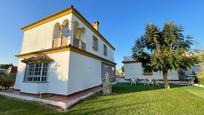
top-left (67, 98), bottom-right (165, 115)
top-left (112, 82), bottom-right (189, 94)
top-left (67, 83), bottom-right (192, 114)
top-left (81, 83), bottom-right (189, 104)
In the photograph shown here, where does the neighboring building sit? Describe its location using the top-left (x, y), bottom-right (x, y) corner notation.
top-left (6, 66), bottom-right (17, 74)
top-left (122, 56), bottom-right (179, 80)
top-left (14, 6), bottom-right (116, 96)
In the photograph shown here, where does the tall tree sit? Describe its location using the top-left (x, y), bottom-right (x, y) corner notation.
top-left (132, 22), bottom-right (198, 89)
top-left (0, 64), bottom-right (13, 69)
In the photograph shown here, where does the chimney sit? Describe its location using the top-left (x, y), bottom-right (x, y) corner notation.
top-left (93, 20), bottom-right (99, 31)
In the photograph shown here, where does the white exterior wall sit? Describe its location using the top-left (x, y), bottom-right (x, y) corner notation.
top-left (71, 15), bottom-right (114, 62)
top-left (21, 13), bottom-right (114, 61)
top-left (67, 51), bottom-right (102, 95)
top-left (14, 60), bottom-right (26, 90)
top-left (47, 51), bottom-right (69, 95)
top-left (20, 14), bottom-right (72, 54)
top-left (14, 51), bottom-right (70, 95)
top-left (124, 63), bottom-right (179, 80)
top-left (184, 64), bottom-right (201, 75)
top-left (20, 83), bottom-right (48, 94)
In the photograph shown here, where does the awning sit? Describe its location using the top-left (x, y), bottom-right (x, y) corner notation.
top-left (21, 55), bottom-right (53, 64)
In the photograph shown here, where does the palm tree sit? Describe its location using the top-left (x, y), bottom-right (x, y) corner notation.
top-left (132, 22), bottom-right (198, 89)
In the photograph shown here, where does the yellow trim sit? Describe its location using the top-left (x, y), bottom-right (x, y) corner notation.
top-left (16, 45), bottom-right (116, 65)
top-left (21, 7), bottom-right (115, 50)
top-left (72, 10), bottom-right (115, 50)
top-left (16, 46), bottom-right (70, 58)
top-left (21, 8), bottom-right (72, 31)
top-left (70, 46), bottom-right (116, 65)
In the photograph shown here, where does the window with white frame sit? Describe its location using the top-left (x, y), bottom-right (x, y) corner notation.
top-left (24, 62), bottom-right (48, 82)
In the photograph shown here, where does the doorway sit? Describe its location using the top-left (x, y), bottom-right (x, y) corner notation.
top-left (101, 62), bottom-right (115, 82)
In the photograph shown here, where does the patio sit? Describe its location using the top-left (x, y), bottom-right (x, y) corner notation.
top-left (0, 86), bottom-right (102, 110)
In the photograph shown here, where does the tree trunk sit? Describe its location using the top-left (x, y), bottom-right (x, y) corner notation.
top-left (163, 71), bottom-right (170, 89)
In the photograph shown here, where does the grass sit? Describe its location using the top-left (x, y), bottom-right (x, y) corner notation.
top-left (184, 86), bottom-right (204, 99)
top-left (199, 77), bottom-right (204, 85)
top-left (197, 70), bottom-right (204, 85)
top-left (0, 96), bottom-right (55, 115)
top-left (1, 83), bottom-right (204, 115)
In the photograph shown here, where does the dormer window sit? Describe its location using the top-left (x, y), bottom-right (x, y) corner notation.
top-left (93, 36), bottom-right (98, 51)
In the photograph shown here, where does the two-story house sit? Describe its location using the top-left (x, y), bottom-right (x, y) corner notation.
top-left (14, 6), bottom-right (116, 96)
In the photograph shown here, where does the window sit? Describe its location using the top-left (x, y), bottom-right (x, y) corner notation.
top-left (74, 22), bottom-right (81, 40)
top-left (24, 62), bottom-right (48, 82)
top-left (52, 23), bottom-right (61, 48)
top-left (93, 36), bottom-right (98, 51)
top-left (81, 41), bottom-right (86, 50)
top-left (103, 44), bottom-right (107, 56)
top-left (61, 20), bottom-right (69, 47)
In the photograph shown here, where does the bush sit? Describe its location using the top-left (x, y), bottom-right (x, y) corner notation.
top-left (0, 76), bottom-right (3, 86)
top-left (3, 73), bottom-right (16, 81)
top-left (2, 80), bottom-right (14, 89)
top-left (194, 76), bottom-right (199, 83)
top-left (0, 73), bottom-right (16, 90)
top-left (199, 78), bottom-right (204, 85)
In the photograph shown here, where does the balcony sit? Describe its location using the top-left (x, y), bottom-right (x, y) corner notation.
top-left (73, 37), bottom-right (86, 50)
top-left (52, 37), bottom-right (70, 48)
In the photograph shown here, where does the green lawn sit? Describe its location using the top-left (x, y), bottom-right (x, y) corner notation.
top-left (1, 83), bottom-right (204, 115)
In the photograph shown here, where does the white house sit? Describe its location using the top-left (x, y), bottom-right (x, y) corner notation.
top-left (14, 6), bottom-right (116, 96)
top-left (122, 56), bottom-right (179, 80)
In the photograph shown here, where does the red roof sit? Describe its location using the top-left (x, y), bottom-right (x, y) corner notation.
top-left (21, 55), bottom-right (53, 64)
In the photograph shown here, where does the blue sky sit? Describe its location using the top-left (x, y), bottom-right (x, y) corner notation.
top-left (0, 0), bottom-right (204, 68)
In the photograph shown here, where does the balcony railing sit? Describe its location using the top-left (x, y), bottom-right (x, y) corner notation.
top-left (81, 41), bottom-right (86, 50)
top-left (73, 37), bottom-right (86, 51)
top-left (73, 38), bottom-right (79, 48)
top-left (61, 37), bottom-right (68, 47)
top-left (52, 37), bottom-right (70, 48)
top-left (52, 38), bottom-right (61, 48)
top-left (52, 37), bottom-right (86, 51)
